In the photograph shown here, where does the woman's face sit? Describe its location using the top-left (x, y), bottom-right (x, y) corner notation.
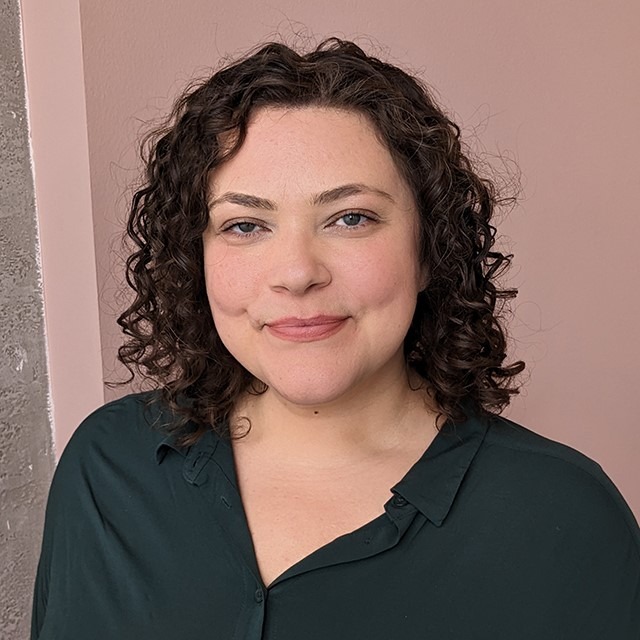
top-left (203, 107), bottom-right (426, 408)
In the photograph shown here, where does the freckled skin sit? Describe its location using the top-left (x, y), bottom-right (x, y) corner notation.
top-left (203, 107), bottom-right (426, 412)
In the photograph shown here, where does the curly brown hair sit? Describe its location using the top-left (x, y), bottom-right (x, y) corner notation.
top-left (117, 37), bottom-right (525, 444)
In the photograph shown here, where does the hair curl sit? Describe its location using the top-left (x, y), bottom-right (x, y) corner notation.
top-left (117, 38), bottom-right (525, 444)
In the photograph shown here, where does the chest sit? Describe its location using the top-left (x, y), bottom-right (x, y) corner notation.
top-left (234, 459), bottom-right (410, 587)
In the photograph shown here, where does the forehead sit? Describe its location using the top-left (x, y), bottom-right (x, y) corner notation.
top-left (211, 107), bottom-right (412, 202)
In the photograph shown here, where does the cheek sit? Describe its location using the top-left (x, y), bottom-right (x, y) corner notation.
top-left (338, 246), bottom-right (420, 363)
top-left (344, 240), bottom-right (422, 310)
top-left (203, 246), bottom-right (259, 319)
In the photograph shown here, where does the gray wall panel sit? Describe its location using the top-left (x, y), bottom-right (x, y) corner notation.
top-left (0, 0), bottom-right (55, 637)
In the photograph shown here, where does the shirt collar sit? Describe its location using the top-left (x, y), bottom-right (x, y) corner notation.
top-left (391, 409), bottom-right (489, 527)
top-left (155, 427), bottom-right (228, 488)
top-left (155, 435), bottom-right (185, 463)
top-left (154, 406), bottom-right (489, 527)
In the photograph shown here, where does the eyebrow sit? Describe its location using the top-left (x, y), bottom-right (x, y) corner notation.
top-left (208, 183), bottom-right (396, 210)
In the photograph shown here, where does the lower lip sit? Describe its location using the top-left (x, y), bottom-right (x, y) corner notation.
top-left (266, 319), bottom-right (348, 342)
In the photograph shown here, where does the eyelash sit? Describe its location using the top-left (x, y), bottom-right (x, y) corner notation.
top-left (220, 211), bottom-right (377, 238)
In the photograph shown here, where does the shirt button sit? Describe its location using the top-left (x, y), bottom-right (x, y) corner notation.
top-left (392, 494), bottom-right (408, 507)
top-left (254, 588), bottom-right (264, 604)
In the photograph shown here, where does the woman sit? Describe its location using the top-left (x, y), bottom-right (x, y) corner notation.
top-left (32, 39), bottom-right (640, 639)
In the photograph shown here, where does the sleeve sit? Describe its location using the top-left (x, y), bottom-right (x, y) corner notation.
top-left (546, 462), bottom-right (640, 640)
top-left (566, 464), bottom-right (640, 639)
top-left (31, 531), bottom-right (50, 639)
top-left (29, 437), bottom-right (77, 640)
top-left (29, 402), bottom-right (118, 639)
top-left (29, 394), bottom-right (161, 639)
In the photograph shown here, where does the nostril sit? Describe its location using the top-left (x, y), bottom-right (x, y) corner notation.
top-left (267, 254), bottom-right (332, 294)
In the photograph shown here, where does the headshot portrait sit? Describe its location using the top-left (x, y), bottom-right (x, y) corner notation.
top-left (2, 2), bottom-right (639, 639)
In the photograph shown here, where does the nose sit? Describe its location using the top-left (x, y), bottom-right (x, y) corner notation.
top-left (267, 232), bottom-right (331, 295)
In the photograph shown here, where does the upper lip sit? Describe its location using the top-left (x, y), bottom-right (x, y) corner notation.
top-left (266, 315), bottom-right (348, 328)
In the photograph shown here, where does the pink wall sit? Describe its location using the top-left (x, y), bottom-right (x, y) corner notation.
top-left (78, 0), bottom-right (639, 515)
top-left (21, 0), bottom-right (104, 455)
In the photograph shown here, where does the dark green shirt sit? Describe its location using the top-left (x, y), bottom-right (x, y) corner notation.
top-left (32, 393), bottom-right (640, 639)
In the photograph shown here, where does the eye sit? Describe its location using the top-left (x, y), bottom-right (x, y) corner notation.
top-left (221, 220), bottom-right (265, 237)
top-left (233, 222), bottom-right (259, 234)
top-left (332, 211), bottom-right (375, 229)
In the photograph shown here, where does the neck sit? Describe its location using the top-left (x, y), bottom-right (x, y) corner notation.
top-left (230, 365), bottom-right (437, 468)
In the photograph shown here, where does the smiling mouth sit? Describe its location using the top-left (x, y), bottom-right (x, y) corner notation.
top-left (265, 316), bottom-right (349, 342)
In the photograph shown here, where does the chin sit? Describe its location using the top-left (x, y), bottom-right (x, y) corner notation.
top-left (266, 372), bottom-right (361, 409)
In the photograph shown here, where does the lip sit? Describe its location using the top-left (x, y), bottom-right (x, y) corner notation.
top-left (265, 315), bottom-right (349, 342)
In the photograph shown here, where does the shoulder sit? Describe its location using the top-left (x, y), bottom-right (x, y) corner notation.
top-left (440, 413), bottom-right (640, 636)
top-left (61, 391), bottom-right (174, 461)
top-left (49, 392), bottom-right (179, 501)
top-left (481, 414), bottom-right (632, 512)
top-left (471, 413), bottom-right (640, 557)
top-left (33, 393), bottom-right (189, 637)
top-left (41, 392), bottom-right (190, 551)
top-left (483, 414), bottom-right (608, 478)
